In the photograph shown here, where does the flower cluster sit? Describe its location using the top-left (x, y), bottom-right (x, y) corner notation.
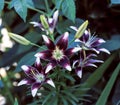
top-left (18, 10), bottom-right (110, 97)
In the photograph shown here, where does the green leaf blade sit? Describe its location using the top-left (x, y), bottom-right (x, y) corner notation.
top-left (96, 63), bottom-right (120, 105)
top-left (62, 0), bottom-right (76, 22)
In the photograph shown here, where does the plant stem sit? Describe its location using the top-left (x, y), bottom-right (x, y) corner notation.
top-left (0, 76), bottom-right (14, 104)
top-left (30, 43), bottom-right (45, 50)
top-left (44, 0), bottom-right (50, 15)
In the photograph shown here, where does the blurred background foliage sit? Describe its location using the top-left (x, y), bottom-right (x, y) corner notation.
top-left (0, 0), bottom-right (120, 105)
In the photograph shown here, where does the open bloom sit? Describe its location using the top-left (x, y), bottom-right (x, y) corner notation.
top-left (71, 27), bottom-right (110, 54)
top-left (30, 10), bottom-right (59, 34)
top-left (35, 32), bottom-right (80, 73)
top-left (73, 51), bottom-right (103, 78)
top-left (18, 58), bottom-right (55, 97)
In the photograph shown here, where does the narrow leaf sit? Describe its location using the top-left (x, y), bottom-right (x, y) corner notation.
top-left (14, 98), bottom-right (19, 105)
top-left (96, 63), bottom-right (120, 105)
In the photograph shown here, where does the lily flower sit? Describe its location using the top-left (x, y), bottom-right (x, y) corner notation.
top-left (71, 27), bottom-right (110, 54)
top-left (30, 10), bottom-right (59, 34)
top-left (73, 51), bottom-right (103, 78)
top-left (35, 32), bottom-right (80, 73)
top-left (18, 58), bottom-right (55, 97)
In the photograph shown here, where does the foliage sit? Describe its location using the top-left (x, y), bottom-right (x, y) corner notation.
top-left (0, 0), bottom-right (120, 105)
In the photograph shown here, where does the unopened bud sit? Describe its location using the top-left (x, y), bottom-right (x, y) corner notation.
top-left (8, 32), bottom-right (31, 45)
top-left (40, 15), bottom-right (49, 29)
top-left (74, 20), bottom-right (88, 39)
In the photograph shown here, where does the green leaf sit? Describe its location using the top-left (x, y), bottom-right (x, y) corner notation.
top-left (101, 35), bottom-right (120, 51)
top-left (62, 0), bottom-right (76, 22)
top-left (0, 0), bottom-right (4, 12)
top-left (15, 52), bottom-right (35, 72)
top-left (60, 95), bottom-right (69, 105)
top-left (96, 63), bottom-right (120, 105)
top-left (55, 0), bottom-right (63, 9)
top-left (81, 53), bottom-right (116, 89)
top-left (9, 0), bottom-right (32, 21)
top-left (14, 98), bottom-right (19, 105)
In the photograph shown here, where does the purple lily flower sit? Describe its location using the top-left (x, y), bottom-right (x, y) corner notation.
top-left (71, 26), bottom-right (110, 54)
top-left (18, 58), bottom-right (55, 97)
top-left (35, 32), bottom-right (80, 73)
top-left (30, 10), bottom-right (59, 34)
top-left (73, 51), bottom-right (103, 78)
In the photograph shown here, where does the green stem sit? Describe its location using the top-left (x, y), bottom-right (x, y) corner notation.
top-left (44, 0), bottom-right (50, 15)
top-left (69, 38), bottom-right (75, 45)
top-left (30, 43), bottom-right (45, 50)
top-left (0, 76), bottom-right (14, 104)
top-left (28, 7), bottom-right (47, 16)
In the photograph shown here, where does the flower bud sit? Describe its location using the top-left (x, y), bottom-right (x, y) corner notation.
top-left (8, 32), bottom-right (31, 45)
top-left (40, 15), bottom-right (49, 29)
top-left (74, 20), bottom-right (88, 39)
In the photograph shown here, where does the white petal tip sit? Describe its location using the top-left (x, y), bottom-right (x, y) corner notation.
top-left (42, 35), bottom-right (50, 43)
top-left (32, 88), bottom-right (38, 97)
top-left (21, 65), bottom-right (29, 71)
top-left (66, 65), bottom-right (72, 71)
top-left (77, 70), bottom-right (82, 78)
top-left (17, 80), bottom-right (27, 86)
top-left (45, 65), bottom-right (52, 73)
top-left (47, 79), bottom-right (55, 88)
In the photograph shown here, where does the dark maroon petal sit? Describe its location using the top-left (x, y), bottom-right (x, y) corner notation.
top-left (21, 65), bottom-right (39, 78)
top-left (31, 82), bottom-right (41, 97)
top-left (58, 56), bottom-right (71, 71)
top-left (34, 57), bottom-right (43, 72)
top-left (81, 30), bottom-right (89, 42)
top-left (56, 32), bottom-right (69, 50)
top-left (42, 35), bottom-right (55, 50)
top-left (64, 48), bottom-right (75, 57)
top-left (35, 50), bottom-right (52, 60)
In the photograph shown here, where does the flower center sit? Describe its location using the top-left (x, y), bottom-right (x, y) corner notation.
top-left (36, 73), bottom-right (45, 83)
top-left (52, 46), bottom-right (64, 60)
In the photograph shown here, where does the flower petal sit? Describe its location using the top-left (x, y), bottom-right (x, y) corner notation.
top-left (91, 38), bottom-right (105, 47)
top-left (30, 22), bottom-right (44, 30)
top-left (85, 63), bottom-right (97, 67)
top-left (46, 79), bottom-right (55, 88)
top-left (45, 60), bottom-right (56, 73)
top-left (75, 67), bottom-right (82, 78)
top-left (18, 78), bottom-right (34, 86)
top-left (34, 57), bottom-right (43, 71)
top-left (21, 65), bottom-right (39, 78)
top-left (70, 26), bottom-right (78, 31)
top-left (98, 48), bottom-right (110, 54)
top-left (87, 59), bottom-right (103, 63)
top-left (31, 83), bottom-right (41, 97)
top-left (56, 32), bottom-right (69, 50)
top-left (42, 35), bottom-right (55, 50)
top-left (58, 56), bottom-right (72, 71)
top-left (65, 47), bottom-right (81, 56)
top-left (35, 50), bottom-right (52, 60)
